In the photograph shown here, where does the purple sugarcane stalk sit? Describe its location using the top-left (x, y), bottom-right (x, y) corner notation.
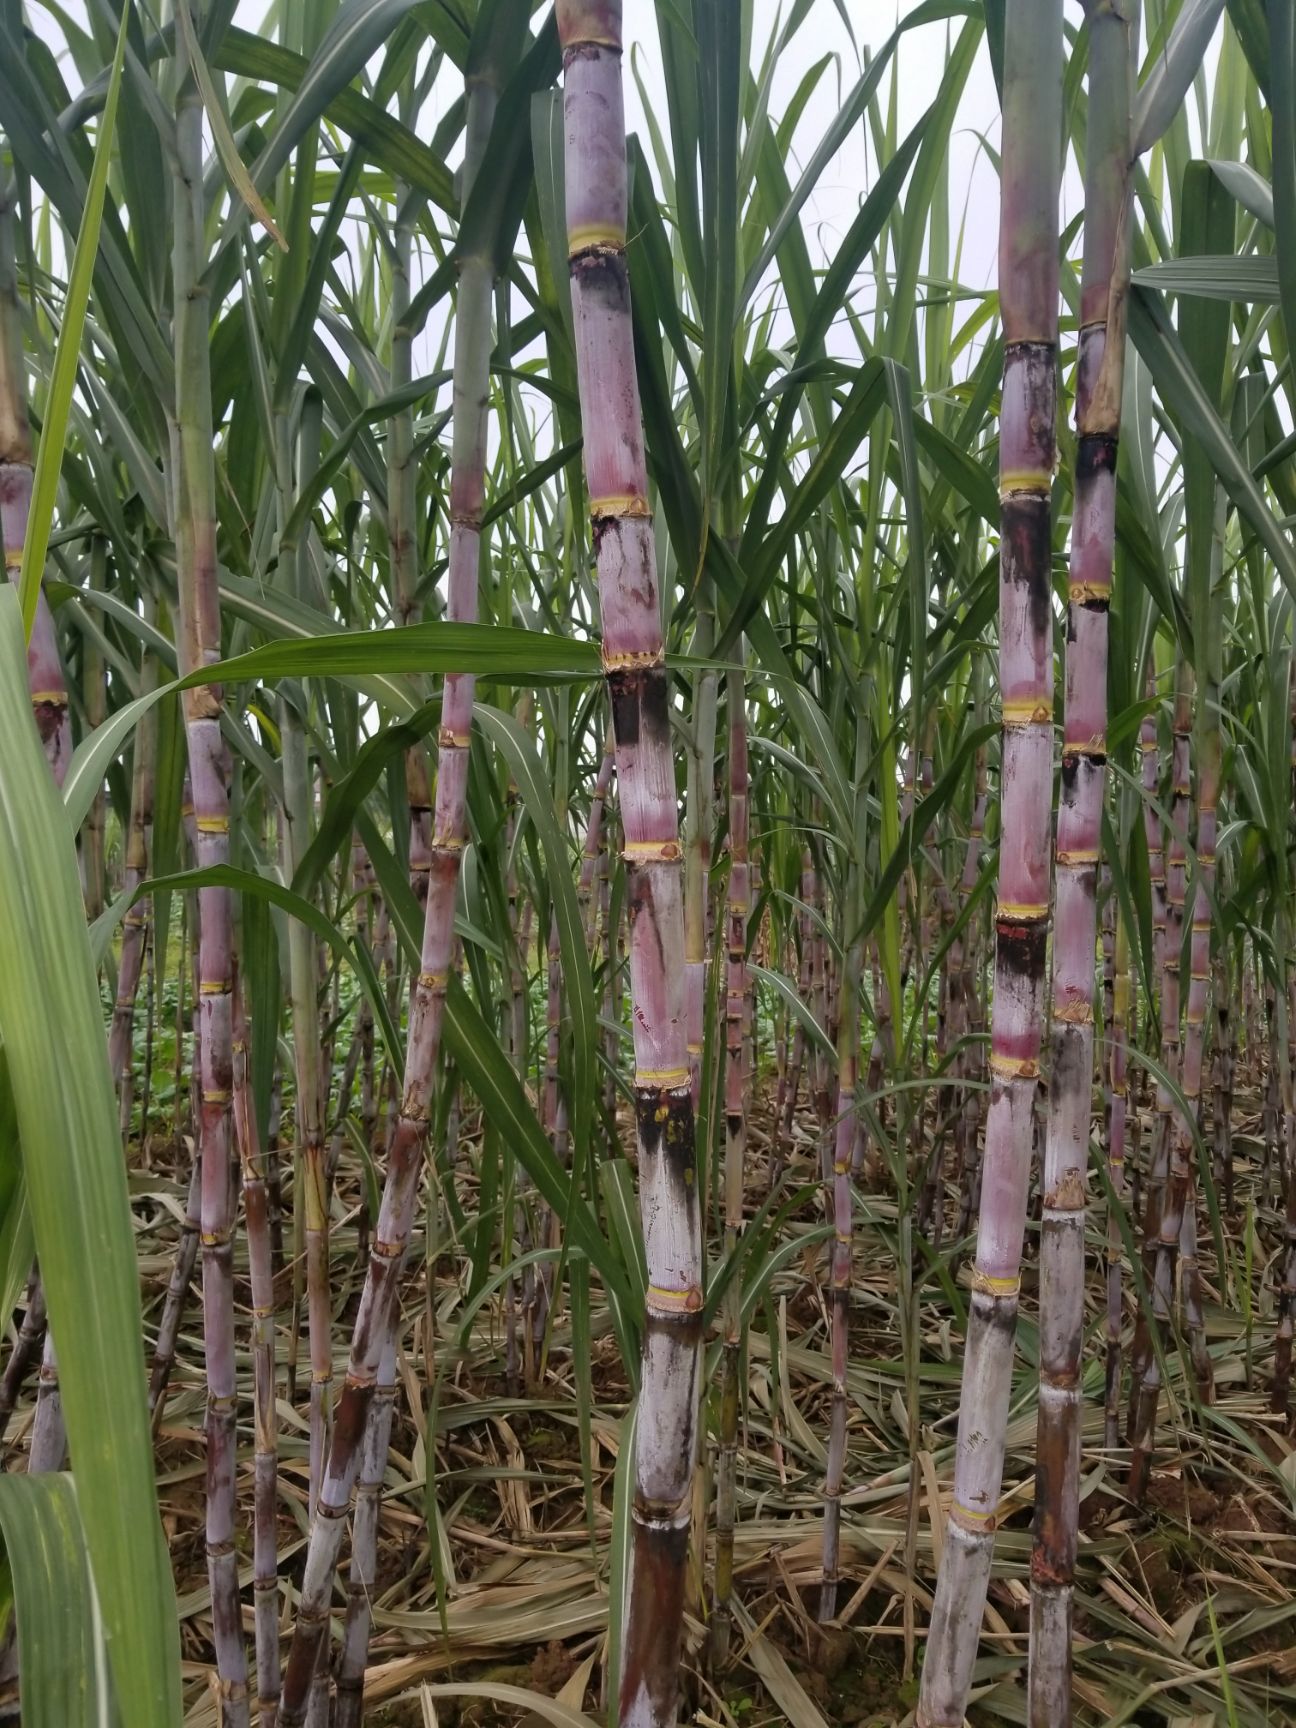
top-left (232, 975), bottom-right (281, 1727)
top-left (332, 1332), bottom-right (397, 1728)
top-left (1103, 893), bottom-right (1131, 1451)
top-left (916, 3), bottom-right (1062, 1718)
top-left (173, 64), bottom-right (251, 1719)
top-left (1276, 660), bottom-right (1296, 1412)
top-left (109, 607), bottom-right (159, 1132)
top-left (772, 849), bottom-right (815, 1185)
top-left (579, 738), bottom-right (615, 947)
top-left (1027, 5), bottom-right (1131, 1712)
top-left (684, 603), bottom-right (718, 1111)
top-left (954, 743), bottom-right (989, 1235)
top-left (1129, 660), bottom-right (1193, 1499)
top-left (390, 180), bottom-right (435, 902)
top-left (1125, 664), bottom-right (1169, 1430)
top-left (276, 57), bottom-right (501, 1724)
top-left (0, 1274), bottom-right (44, 1439)
top-left (713, 665), bottom-right (749, 1663)
top-left (819, 931), bottom-right (858, 1622)
top-left (150, 820), bottom-right (202, 1427)
top-left (80, 538), bottom-right (108, 921)
top-left (558, 7), bottom-right (702, 1721)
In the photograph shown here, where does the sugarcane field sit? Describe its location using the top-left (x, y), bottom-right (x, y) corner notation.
top-left (2, 0), bottom-right (1296, 1723)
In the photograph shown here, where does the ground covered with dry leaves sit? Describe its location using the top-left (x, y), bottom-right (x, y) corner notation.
top-left (120, 1077), bottom-right (1296, 1727)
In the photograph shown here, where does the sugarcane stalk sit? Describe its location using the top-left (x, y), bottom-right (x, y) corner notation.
top-left (1125, 662), bottom-right (1171, 1425)
top-left (333, 1333), bottom-right (398, 1728)
top-left (389, 173), bottom-right (435, 905)
top-left (1104, 893), bottom-right (1131, 1450)
top-left (274, 398), bottom-right (330, 1517)
top-left (1174, 699), bottom-right (1221, 1413)
top-left (80, 536), bottom-right (108, 922)
top-left (1028, 6), bottom-right (1131, 1713)
top-left (916, 3), bottom-right (1062, 1717)
top-left (1130, 660), bottom-right (1193, 1498)
top-left (0, 1273), bottom-right (44, 1439)
top-left (173, 57), bottom-right (250, 1719)
top-left (579, 739), bottom-right (615, 948)
top-left (1212, 947), bottom-right (1233, 1213)
top-left (685, 595), bottom-right (718, 1109)
top-left (954, 735), bottom-right (989, 1235)
top-left (109, 600), bottom-right (159, 1132)
top-left (232, 973), bottom-right (281, 1727)
top-left (276, 51), bottom-right (502, 1722)
top-left (713, 664), bottom-right (748, 1663)
top-left (559, 7), bottom-right (702, 1719)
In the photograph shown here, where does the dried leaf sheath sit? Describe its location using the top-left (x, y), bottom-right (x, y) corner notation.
top-left (559, 6), bottom-right (702, 1723)
top-left (917, 3), bottom-right (1063, 1720)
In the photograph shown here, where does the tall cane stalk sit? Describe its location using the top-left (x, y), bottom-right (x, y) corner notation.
top-left (276, 46), bottom-right (503, 1723)
top-left (559, 6), bottom-right (702, 1721)
top-left (713, 663), bottom-right (748, 1662)
top-left (232, 975), bottom-right (281, 1727)
top-left (916, 3), bottom-right (1063, 1718)
top-left (1028, 4), bottom-right (1132, 1714)
top-left (173, 55), bottom-right (250, 1722)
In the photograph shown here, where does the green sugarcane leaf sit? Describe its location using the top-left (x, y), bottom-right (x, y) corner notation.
top-left (135, 864), bottom-right (403, 1084)
top-left (884, 359), bottom-right (928, 730)
top-left (1226, 0), bottom-right (1271, 95)
top-left (456, 7), bottom-right (556, 277)
top-left (1206, 157), bottom-right (1275, 226)
top-left (854, 722), bottom-right (997, 953)
top-left (695, 0), bottom-right (741, 520)
top-left (476, 704), bottom-right (597, 1204)
top-left (18, 2), bottom-right (129, 638)
top-left (1134, 0), bottom-right (1227, 157)
top-left (599, 1159), bottom-right (648, 1299)
top-left (1131, 254), bottom-right (1279, 301)
top-left (176, 0), bottom-right (285, 248)
top-left (294, 701), bottom-right (438, 901)
top-left (1129, 286), bottom-right (1296, 603)
top-left (0, 589), bottom-right (181, 1725)
top-left (213, 570), bottom-right (416, 716)
top-left (1268, 0), bottom-right (1296, 353)
top-left (749, 963), bottom-right (834, 1065)
top-left (246, 0), bottom-right (426, 193)
top-left (211, 28), bottom-right (455, 210)
top-left (740, 3), bottom-right (971, 310)
top-left (721, 360), bottom-right (887, 650)
top-left (912, 413), bottom-right (999, 524)
top-left (184, 621), bottom-right (602, 691)
top-left (62, 682), bottom-right (172, 837)
top-left (0, 25), bottom-right (175, 403)
top-left (443, 973), bottom-right (640, 1351)
top-left (0, 1474), bottom-right (111, 1728)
